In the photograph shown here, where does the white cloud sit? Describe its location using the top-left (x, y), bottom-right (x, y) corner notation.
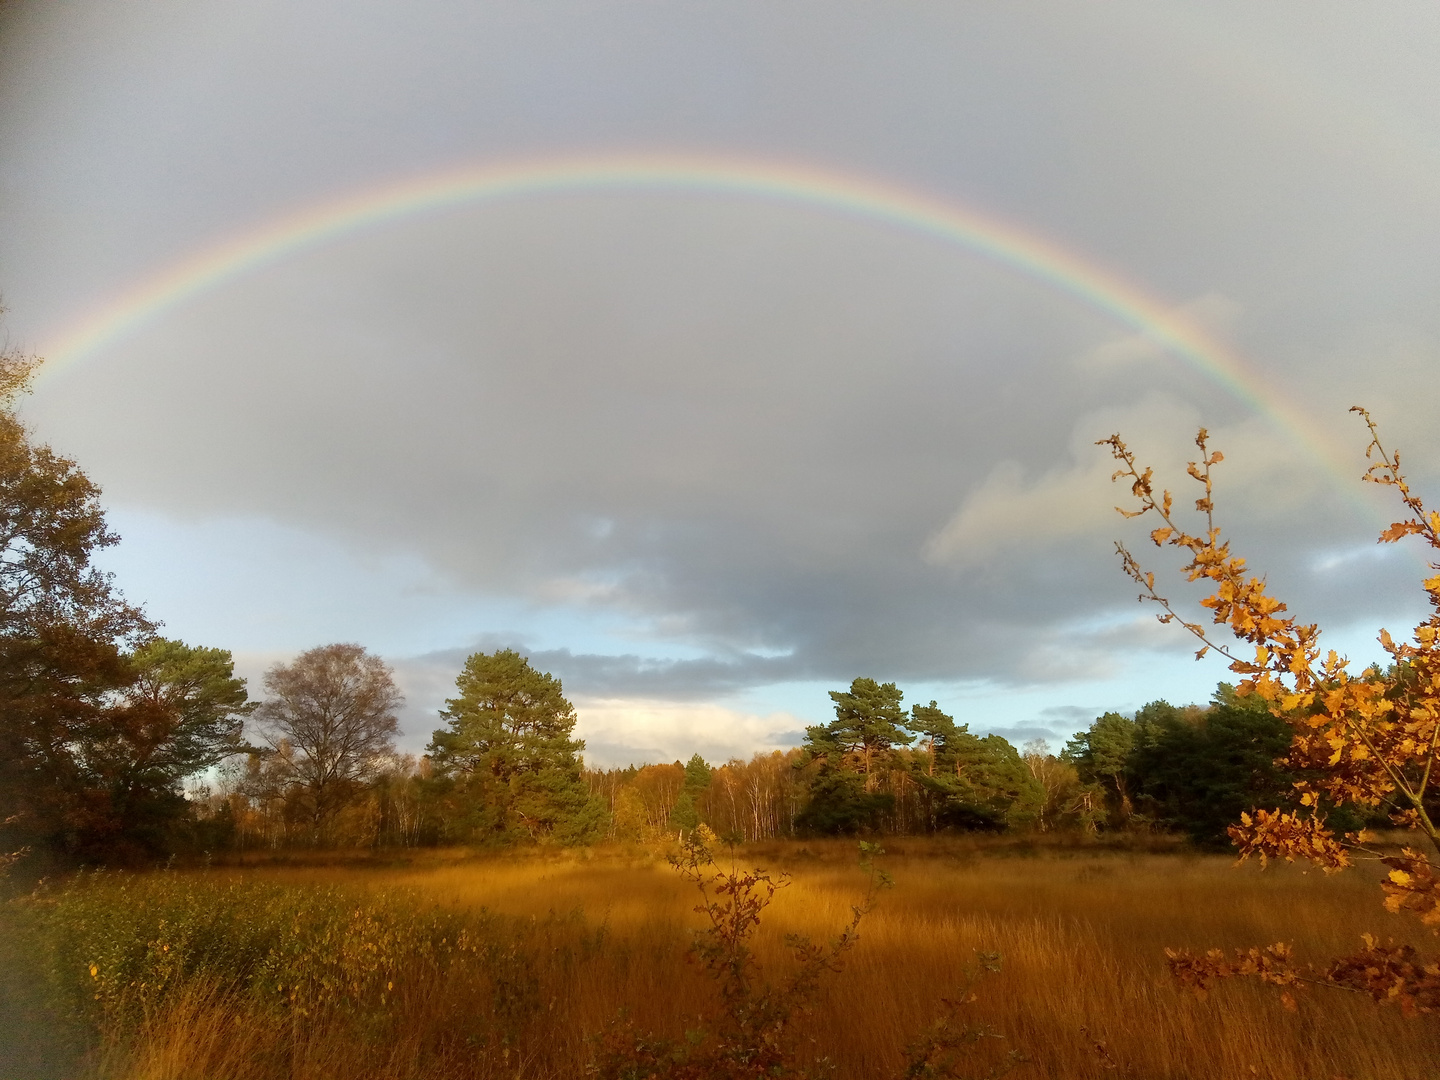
top-left (922, 455), bottom-right (1116, 568)
top-left (923, 396), bottom-right (1196, 568)
top-left (573, 698), bottom-right (806, 768)
top-left (923, 395), bottom-right (1323, 569)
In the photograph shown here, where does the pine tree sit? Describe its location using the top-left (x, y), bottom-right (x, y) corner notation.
top-left (671, 754), bottom-right (712, 836)
top-left (428, 649), bottom-right (604, 844)
top-left (824, 678), bottom-right (911, 791)
top-left (907, 701), bottom-right (958, 777)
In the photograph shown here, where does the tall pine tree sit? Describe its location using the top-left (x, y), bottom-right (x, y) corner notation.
top-left (428, 649), bottom-right (604, 844)
top-left (823, 678), bottom-right (910, 791)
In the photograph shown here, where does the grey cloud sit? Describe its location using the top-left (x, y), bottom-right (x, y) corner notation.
top-left (1036, 705), bottom-right (1102, 727)
top-left (975, 706), bottom-right (1103, 754)
top-left (405, 641), bottom-right (804, 702)
top-left (766, 730), bottom-right (808, 748)
top-left (577, 739), bottom-right (674, 771)
top-left (979, 726), bottom-right (1070, 754)
top-left (4, 1), bottom-right (1440, 730)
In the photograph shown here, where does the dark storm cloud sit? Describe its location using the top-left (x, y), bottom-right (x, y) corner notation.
top-left (3, 0), bottom-right (1440, 729)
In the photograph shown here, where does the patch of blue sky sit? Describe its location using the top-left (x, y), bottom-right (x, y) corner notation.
top-left (92, 507), bottom-right (707, 662)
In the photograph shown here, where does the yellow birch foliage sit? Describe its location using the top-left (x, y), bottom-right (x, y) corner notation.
top-left (1101, 408), bottom-right (1440, 1015)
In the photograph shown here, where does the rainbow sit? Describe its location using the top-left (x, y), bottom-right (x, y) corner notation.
top-left (39, 151), bottom-right (1337, 475)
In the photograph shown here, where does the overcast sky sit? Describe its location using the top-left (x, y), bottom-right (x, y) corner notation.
top-left (2, 2), bottom-right (1438, 765)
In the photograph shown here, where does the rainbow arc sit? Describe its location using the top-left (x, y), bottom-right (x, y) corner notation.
top-left (39, 152), bottom-right (1345, 488)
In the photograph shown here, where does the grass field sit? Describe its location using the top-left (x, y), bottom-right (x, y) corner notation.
top-left (5, 837), bottom-right (1438, 1079)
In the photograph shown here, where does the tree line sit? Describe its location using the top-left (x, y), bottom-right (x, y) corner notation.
top-left (0, 336), bottom-right (1321, 865)
top-left (22, 612), bottom-right (1314, 858)
top-left (583, 677), bottom-right (1328, 847)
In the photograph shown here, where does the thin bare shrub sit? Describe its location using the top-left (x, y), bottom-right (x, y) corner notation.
top-left (591, 830), bottom-right (1021, 1080)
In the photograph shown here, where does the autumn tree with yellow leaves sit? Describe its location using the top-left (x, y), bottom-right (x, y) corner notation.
top-left (1101, 408), bottom-right (1440, 1015)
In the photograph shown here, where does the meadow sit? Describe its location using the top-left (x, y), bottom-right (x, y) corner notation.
top-left (4, 837), bottom-right (1438, 1080)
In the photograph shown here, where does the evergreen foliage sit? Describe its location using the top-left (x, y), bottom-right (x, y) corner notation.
top-left (794, 767), bottom-right (894, 834)
top-left (906, 700), bottom-right (957, 776)
top-left (427, 649), bottom-right (605, 844)
top-left (1063, 711), bottom-right (1138, 825)
top-left (934, 730), bottom-right (1044, 831)
top-left (1128, 686), bottom-right (1297, 845)
top-left (821, 678), bottom-right (910, 789)
top-left (669, 753), bottom-right (713, 836)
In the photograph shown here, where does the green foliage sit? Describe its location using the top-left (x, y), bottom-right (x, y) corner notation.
top-left (670, 790), bottom-right (701, 835)
top-left (1128, 685), bottom-right (1297, 845)
top-left (9, 871), bottom-right (555, 1035)
top-left (794, 767), bottom-right (894, 835)
top-left (19, 876), bottom-right (436, 1024)
top-left (683, 753), bottom-right (713, 794)
top-left (428, 649), bottom-right (605, 845)
top-left (431, 649), bottom-right (582, 775)
top-left (811, 678), bottom-right (911, 787)
top-left (909, 730), bottom-right (1043, 833)
top-left (797, 686), bottom-right (1052, 836)
top-left (907, 701), bottom-right (958, 776)
top-left (125, 639), bottom-right (254, 777)
top-left (795, 678), bottom-right (910, 835)
top-left (1063, 711), bottom-right (1138, 825)
top-left (517, 762), bottom-right (609, 845)
top-left (668, 754), bottom-right (712, 836)
top-left (1062, 685), bottom-right (1306, 842)
top-left (88, 640), bottom-right (257, 855)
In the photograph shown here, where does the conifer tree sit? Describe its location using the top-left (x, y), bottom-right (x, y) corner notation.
top-left (1063, 712), bottom-right (1139, 824)
top-left (428, 649), bottom-right (604, 843)
top-left (907, 701), bottom-right (957, 777)
top-left (822, 678), bottom-right (910, 791)
top-left (670, 753), bottom-right (712, 835)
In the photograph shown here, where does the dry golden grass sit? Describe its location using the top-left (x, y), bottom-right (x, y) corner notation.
top-left (37, 838), bottom-right (1440, 1079)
